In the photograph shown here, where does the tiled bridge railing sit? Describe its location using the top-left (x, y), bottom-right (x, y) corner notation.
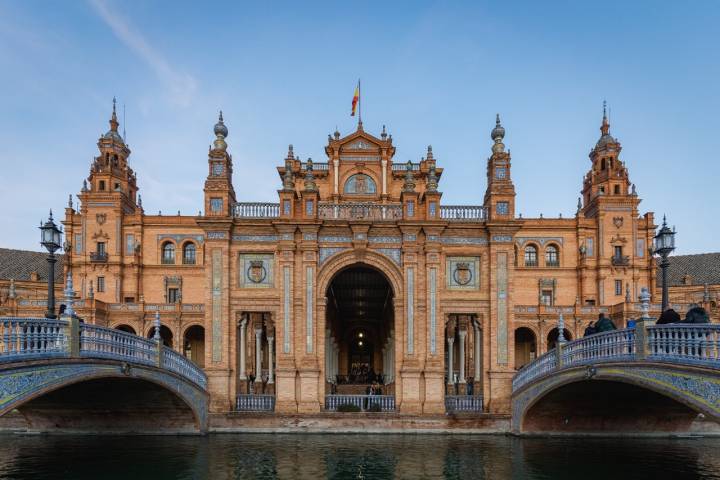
top-left (0, 317), bottom-right (207, 391)
top-left (512, 324), bottom-right (720, 393)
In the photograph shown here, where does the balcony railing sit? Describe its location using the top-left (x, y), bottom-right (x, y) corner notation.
top-left (391, 162), bottom-right (420, 172)
top-left (324, 394), bottom-right (396, 412)
top-left (301, 162), bottom-right (329, 171)
top-left (318, 202), bottom-right (402, 221)
top-left (611, 255), bottom-right (630, 266)
top-left (439, 205), bottom-right (488, 221)
top-left (236, 394), bottom-right (276, 411)
top-left (89, 252), bottom-right (108, 263)
top-left (233, 202), bottom-right (280, 218)
top-left (445, 395), bottom-right (483, 413)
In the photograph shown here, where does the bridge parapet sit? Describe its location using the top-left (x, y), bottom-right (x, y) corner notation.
top-left (0, 317), bottom-right (207, 391)
top-left (513, 324), bottom-right (720, 393)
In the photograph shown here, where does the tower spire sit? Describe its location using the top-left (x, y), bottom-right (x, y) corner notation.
top-left (109, 97), bottom-right (119, 133)
top-left (601, 100), bottom-right (610, 136)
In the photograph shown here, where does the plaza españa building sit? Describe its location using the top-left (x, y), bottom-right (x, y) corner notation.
top-left (43, 101), bottom-right (664, 415)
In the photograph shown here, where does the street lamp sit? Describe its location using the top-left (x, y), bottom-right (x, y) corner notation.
top-left (39, 210), bottom-right (63, 319)
top-left (653, 215), bottom-right (676, 312)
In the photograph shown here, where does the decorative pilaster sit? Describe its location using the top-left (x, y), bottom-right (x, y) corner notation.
top-left (267, 336), bottom-right (275, 384)
top-left (447, 336), bottom-right (455, 384)
top-left (239, 317), bottom-right (247, 380)
top-left (255, 328), bottom-right (263, 382)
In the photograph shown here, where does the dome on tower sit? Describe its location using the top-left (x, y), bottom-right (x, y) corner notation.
top-left (491, 114), bottom-right (505, 141)
top-left (214, 111), bottom-right (228, 138)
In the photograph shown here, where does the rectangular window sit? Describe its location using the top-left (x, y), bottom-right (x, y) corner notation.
top-left (305, 200), bottom-right (314, 216)
top-left (283, 199), bottom-right (291, 215)
top-left (210, 198), bottom-right (223, 213)
top-left (496, 201), bottom-right (509, 215)
top-left (97, 242), bottom-right (106, 255)
top-left (636, 239), bottom-right (645, 258)
top-left (97, 276), bottom-right (105, 293)
top-left (615, 280), bottom-right (623, 296)
top-left (614, 246), bottom-right (623, 258)
top-left (168, 288), bottom-right (180, 303)
top-left (407, 201), bottom-right (415, 218)
top-left (586, 238), bottom-right (594, 257)
top-left (541, 290), bottom-right (553, 306)
top-left (429, 202), bottom-right (436, 217)
top-left (99, 180), bottom-right (106, 191)
top-left (125, 234), bottom-right (135, 254)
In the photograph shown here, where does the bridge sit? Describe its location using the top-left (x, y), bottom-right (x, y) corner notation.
top-left (0, 316), bottom-right (208, 434)
top-left (512, 320), bottom-right (720, 435)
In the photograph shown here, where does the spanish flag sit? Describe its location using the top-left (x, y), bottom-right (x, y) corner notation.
top-left (351, 81), bottom-right (360, 116)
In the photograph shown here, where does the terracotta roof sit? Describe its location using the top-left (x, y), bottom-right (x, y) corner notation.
top-left (0, 248), bottom-right (65, 282)
top-left (657, 252), bottom-right (720, 287)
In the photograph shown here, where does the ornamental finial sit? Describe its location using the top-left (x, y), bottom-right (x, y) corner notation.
top-left (154, 311), bottom-right (162, 342)
top-left (557, 313), bottom-right (566, 343)
top-left (402, 161), bottom-right (416, 193)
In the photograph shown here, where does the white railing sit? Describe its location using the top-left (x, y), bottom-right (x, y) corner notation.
top-left (512, 350), bottom-right (557, 391)
top-left (162, 347), bottom-right (208, 389)
top-left (80, 323), bottom-right (156, 367)
top-left (561, 329), bottom-right (635, 366)
top-left (513, 324), bottom-right (720, 393)
top-left (232, 202), bottom-right (280, 218)
top-left (302, 162), bottom-right (329, 171)
top-left (324, 394), bottom-right (396, 412)
top-left (0, 317), bottom-right (67, 359)
top-left (236, 394), bottom-right (276, 411)
top-left (445, 395), bottom-right (483, 413)
top-left (440, 205), bottom-right (488, 221)
top-left (648, 324), bottom-right (720, 364)
top-left (0, 318), bottom-right (207, 391)
top-left (318, 202), bottom-right (402, 221)
top-left (391, 162), bottom-right (420, 172)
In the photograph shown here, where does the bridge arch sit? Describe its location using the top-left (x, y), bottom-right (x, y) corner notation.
top-left (513, 362), bottom-right (720, 434)
top-left (0, 359), bottom-right (208, 433)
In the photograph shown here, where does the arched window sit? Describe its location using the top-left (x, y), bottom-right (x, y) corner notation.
top-left (344, 174), bottom-right (377, 195)
top-left (183, 242), bottom-right (196, 265)
top-left (601, 158), bottom-right (606, 170)
top-left (524, 245), bottom-right (538, 267)
top-left (161, 242), bottom-right (175, 264)
top-left (545, 245), bottom-right (559, 267)
top-left (614, 184), bottom-right (620, 195)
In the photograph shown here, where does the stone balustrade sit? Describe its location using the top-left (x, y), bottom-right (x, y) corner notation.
top-left (232, 202), bottom-right (280, 218)
top-left (324, 394), bottom-right (396, 412)
top-left (439, 205), bottom-right (488, 221)
top-left (0, 317), bottom-right (207, 390)
top-left (445, 395), bottom-right (483, 413)
top-left (512, 324), bottom-right (720, 393)
top-left (318, 203), bottom-right (402, 221)
top-left (391, 162), bottom-right (420, 172)
top-left (236, 394), bottom-right (276, 412)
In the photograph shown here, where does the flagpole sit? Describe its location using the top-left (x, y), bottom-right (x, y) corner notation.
top-left (358, 78), bottom-right (362, 125)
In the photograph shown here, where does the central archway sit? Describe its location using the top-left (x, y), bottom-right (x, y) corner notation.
top-left (324, 264), bottom-right (395, 398)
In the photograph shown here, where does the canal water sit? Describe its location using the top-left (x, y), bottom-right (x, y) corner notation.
top-left (0, 433), bottom-right (719, 479)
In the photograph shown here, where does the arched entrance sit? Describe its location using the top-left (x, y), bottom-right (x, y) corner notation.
top-left (546, 328), bottom-right (573, 351)
top-left (514, 327), bottom-right (537, 369)
top-left (325, 264), bottom-right (395, 407)
top-left (115, 324), bottom-right (136, 335)
top-left (183, 325), bottom-right (205, 368)
top-left (148, 325), bottom-right (174, 348)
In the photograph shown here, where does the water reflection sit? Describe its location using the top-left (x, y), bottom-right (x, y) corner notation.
top-left (0, 434), bottom-right (719, 479)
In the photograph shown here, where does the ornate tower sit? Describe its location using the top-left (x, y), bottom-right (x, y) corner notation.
top-left (580, 101), bottom-right (637, 217)
top-left (483, 115), bottom-right (516, 221)
top-left (203, 112), bottom-right (236, 217)
top-left (84, 98), bottom-right (138, 211)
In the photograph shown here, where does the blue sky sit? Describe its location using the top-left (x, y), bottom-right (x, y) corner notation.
top-left (0, 1), bottom-right (718, 254)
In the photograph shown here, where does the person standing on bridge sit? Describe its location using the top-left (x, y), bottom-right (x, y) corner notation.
top-left (583, 321), bottom-right (596, 337)
top-left (656, 308), bottom-right (681, 324)
top-left (594, 313), bottom-right (616, 333)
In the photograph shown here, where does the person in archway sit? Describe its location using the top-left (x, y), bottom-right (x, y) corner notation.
top-left (583, 321), bottom-right (596, 337)
top-left (594, 313), bottom-right (616, 333)
top-left (656, 308), bottom-right (681, 324)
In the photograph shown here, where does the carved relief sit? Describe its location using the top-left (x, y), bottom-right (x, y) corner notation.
top-left (447, 256), bottom-right (480, 290)
top-left (238, 254), bottom-right (274, 288)
top-left (613, 216), bottom-right (624, 229)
